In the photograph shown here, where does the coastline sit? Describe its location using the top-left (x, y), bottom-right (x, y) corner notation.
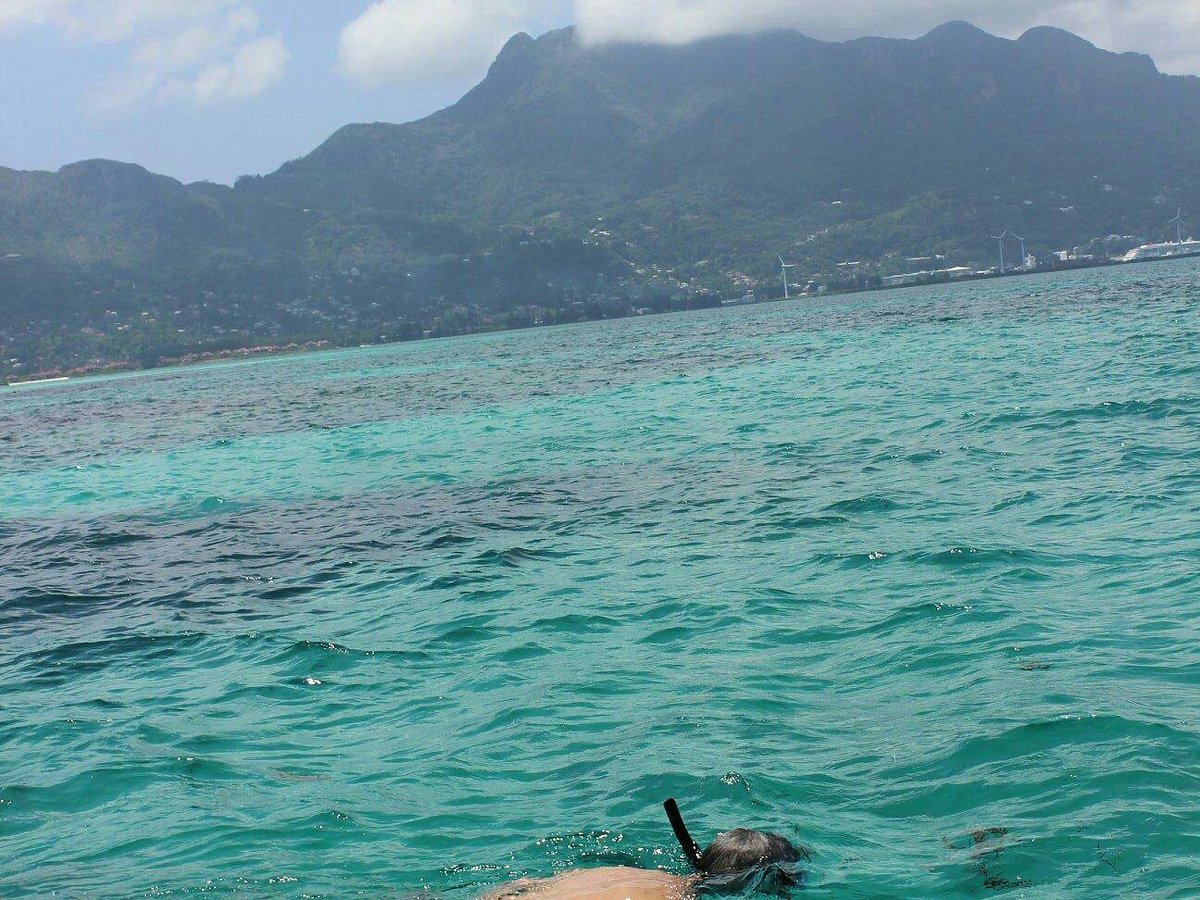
top-left (4, 251), bottom-right (1196, 389)
top-left (3, 340), bottom-right (335, 388)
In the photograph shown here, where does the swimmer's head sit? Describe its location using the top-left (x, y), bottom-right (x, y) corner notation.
top-left (663, 799), bottom-right (807, 894)
top-left (698, 829), bottom-right (805, 875)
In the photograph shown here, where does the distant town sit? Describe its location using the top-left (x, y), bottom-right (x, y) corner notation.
top-left (736, 219), bottom-right (1200, 307)
top-left (4, 222), bottom-right (1200, 387)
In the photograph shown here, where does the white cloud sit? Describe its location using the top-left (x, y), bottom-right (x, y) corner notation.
top-left (65, 0), bottom-right (245, 42)
top-left (0, 0), bottom-right (244, 40)
top-left (192, 34), bottom-right (288, 105)
top-left (0, 0), bottom-right (71, 32)
top-left (0, 0), bottom-right (288, 108)
top-left (574, 0), bottom-right (1018, 45)
top-left (337, 0), bottom-right (561, 86)
top-left (336, 0), bottom-right (1200, 85)
top-left (95, 6), bottom-right (286, 110)
top-left (1048, 0), bottom-right (1200, 75)
top-left (572, 0), bottom-right (1200, 75)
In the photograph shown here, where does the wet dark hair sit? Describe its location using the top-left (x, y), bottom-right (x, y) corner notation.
top-left (663, 799), bottom-right (807, 895)
top-left (698, 829), bottom-right (805, 875)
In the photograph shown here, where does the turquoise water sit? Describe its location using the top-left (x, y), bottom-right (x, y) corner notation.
top-left (2, 261), bottom-right (1200, 898)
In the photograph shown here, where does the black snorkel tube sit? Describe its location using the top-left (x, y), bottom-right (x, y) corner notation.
top-left (664, 798), bottom-right (705, 871)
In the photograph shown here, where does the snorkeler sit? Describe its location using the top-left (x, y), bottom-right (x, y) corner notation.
top-left (485, 799), bottom-right (807, 899)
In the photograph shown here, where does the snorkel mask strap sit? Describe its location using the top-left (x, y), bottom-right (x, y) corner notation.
top-left (663, 798), bottom-right (705, 871)
top-left (694, 863), bottom-right (803, 897)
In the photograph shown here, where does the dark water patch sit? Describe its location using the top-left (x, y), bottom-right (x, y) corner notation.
top-left (77, 527), bottom-right (152, 550)
top-left (742, 588), bottom-right (820, 615)
top-left (983, 395), bottom-right (1199, 430)
top-left (907, 546), bottom-right (1069, 571)
top-left (822, 495), bottom-right (903, 515)
top-left (765, 514), bottom-right (850, 531)
top-left (749, 493), bottom-right (801, 514)
top-left (456, 588), bottom-right (516, 606)
top-left (426, 530), bottom-right (477, 550)
top-left (996, 566), bottom-right (1055, 583)
top-left (850, 599), bottom-right (986, 640)
top-left (1127, 492), bottom-right (1180, 513)
top-left (1028, 512), bottom-right (1076, 527)
top-left (956, 442), bottom-right (1013, 461)
top-left (265, 638), bottom-right (435, 670)
top-left (305, 566), bottom-right (356, 586)
top-left (421, 572), bottom-right (500, 592)
top-left (636, 624), bottom-right (709, 646)
top-left (493, 642), bottom-right (553, 663)
top-left (905, 449), bottom-right (945, 464)
top-left (170, 756), bottom-right (252, 783)
top-left (350, 571), bottom-right (425, 596)
top-left (486, 485), bottom-right (586, 506)
top-left (472, 546), bottom-right (569, 568)
top-left (182, 495), bottom-right (253, 516)
top-left (12, 631), bottom-right (208, 679)
top-left (84, 696), bottom-right (128, 709)
top-left (528, 612), bottom-right (622, 635)
top-left (258, 583), bottom-right (318, 601)
top-left (0, 589), bottom-right (127, 621)
top-left (931, 715), bottom-right (1194, 778)
top-left (733, 422), bottom-right (766, 434)
top-left (763, 441), bottom-right (821, 463)
top-left (424, 623), bottom-right (507, 650)
top-left (751, 528), bottom-right (813, 544)
top-left (2, 757), bottom-right (246, 819)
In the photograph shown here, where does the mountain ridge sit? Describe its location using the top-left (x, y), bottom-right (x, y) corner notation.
top-left (3, 20), bottom-right (1200, 377)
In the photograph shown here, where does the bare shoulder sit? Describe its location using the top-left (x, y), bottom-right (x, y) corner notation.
top-left (485, 867), bottom-right (694, 900)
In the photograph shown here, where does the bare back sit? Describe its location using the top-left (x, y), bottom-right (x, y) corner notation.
top-left (485, 867), bottom-right (695, 900)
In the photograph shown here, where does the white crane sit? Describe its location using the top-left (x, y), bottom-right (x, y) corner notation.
top-left (778, 256), bottom-right (796, 299)
top-left (1170, 208), bottom-right (1186, 244)
top-left (990, 230), bottom-right (1012, 274)
top-left (1011, 232), bottom-right (1027, 268)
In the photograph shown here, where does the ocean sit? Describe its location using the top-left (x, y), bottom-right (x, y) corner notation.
top-left (2, 260), bottom-right (1199, 898)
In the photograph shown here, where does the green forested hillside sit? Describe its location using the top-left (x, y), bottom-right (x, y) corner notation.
top-left (3, 21), bottom-right (1200, 377)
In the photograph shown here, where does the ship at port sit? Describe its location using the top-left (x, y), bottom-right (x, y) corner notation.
top-left (1122, 239), bottom-right (1200, 261)
top-left (1122, 208), bottom-right (1200, 261)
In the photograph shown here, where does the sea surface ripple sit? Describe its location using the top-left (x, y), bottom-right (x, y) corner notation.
top-left (2, 261), bottom-right (1200, 898)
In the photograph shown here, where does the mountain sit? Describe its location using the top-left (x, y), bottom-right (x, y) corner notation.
top-left (4, 22), bottom-right (1200, 377)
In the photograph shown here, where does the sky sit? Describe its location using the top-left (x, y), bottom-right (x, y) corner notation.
top-left (2, 0), bottom-right (1198, 185)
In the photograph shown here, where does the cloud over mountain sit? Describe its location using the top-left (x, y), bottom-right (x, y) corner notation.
top-left (337, 0), bottom-right (562, 86)
top-left (573, 0), bottom-right (1200, 74)
top-left (336, 0), bottom-right (1200, 85)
